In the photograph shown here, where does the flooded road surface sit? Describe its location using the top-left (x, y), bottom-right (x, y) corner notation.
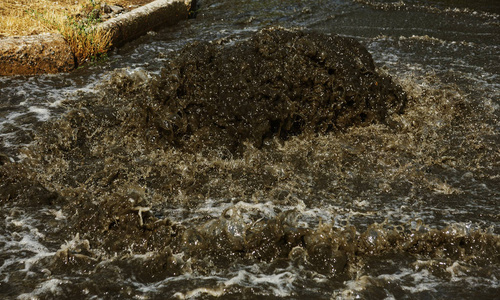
top-left (1, 0), bottom-right (499, 299)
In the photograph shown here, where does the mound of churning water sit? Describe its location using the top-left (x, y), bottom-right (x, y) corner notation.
top-left (108, 28), bottom-right (407, 154)
top-left (2, 28), bottom-right (498, 299)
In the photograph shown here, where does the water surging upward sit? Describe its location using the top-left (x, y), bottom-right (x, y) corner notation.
top-left (1, 27), bottom-right (499, 299)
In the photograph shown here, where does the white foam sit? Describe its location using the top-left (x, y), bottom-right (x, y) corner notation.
top-left (49, 209), bottom-right (67, 220)
top-left (336, 268), bottom-right (440, 299)
top-left (28, 107), bottom-right (51, 122)
top-left (445, 261), bottom-right (467, 279)
top-left (17, 279), bottom-right (65, 300)
top-left (241, 270), bottom-right (295, 296)
top-left (129, 272), bottom-right (227, 297)
top-left (336, 275), bottom-right (374, 299)
top-left (381, 269), bottom-right (438, 293)
top-left (0, 212), bottom-right (56, 282)
top-left (172, 265), bottom-right (297, 299)
top-left (6, 112), bottom-right (24, 121)
top-left (168, 198), bottom-right (343, 231)
top-left (174, 286), bottom-right (225, 299)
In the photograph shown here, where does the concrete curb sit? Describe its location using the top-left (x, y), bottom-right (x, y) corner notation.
top-left (100, 0), bottom-right (192, 48)
top-left (0, 0), bottom-right (193, 76)
top-left (0, 33), bottom-right (75, 75)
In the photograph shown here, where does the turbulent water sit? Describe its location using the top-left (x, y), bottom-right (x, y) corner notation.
top-left (1, 0), bottom-right (499, 299)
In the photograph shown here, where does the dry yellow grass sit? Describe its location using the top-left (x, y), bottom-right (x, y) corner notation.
top-left (0, 0), bottom-right (153, 37)
top-left (52, 12), bottom-right (114, 64)
top-left (0, 0), bottom-right (154, 64)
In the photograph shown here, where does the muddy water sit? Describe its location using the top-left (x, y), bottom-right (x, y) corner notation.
top-left (1, 0), bottom-right (499, 299)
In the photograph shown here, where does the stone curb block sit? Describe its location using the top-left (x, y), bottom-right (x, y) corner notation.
top-left (100, 0), bottom-right (191, 48)
top-left (0, 33), bottom-right (75, 76)
top-left (0, 0), bottom-right (192, 76)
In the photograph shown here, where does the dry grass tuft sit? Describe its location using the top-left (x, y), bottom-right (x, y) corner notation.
top-left (30, 2), bottom-right (114, 64)
top-left (65, 27), bottom-right (113, 65)
top-left (28, 1), bottom-right (112, 64)
top-left (56, 15), bottom-right (113, 65)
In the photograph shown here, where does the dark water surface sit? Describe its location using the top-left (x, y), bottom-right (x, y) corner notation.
top-left (1, 0), bottom-right (499, 299)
